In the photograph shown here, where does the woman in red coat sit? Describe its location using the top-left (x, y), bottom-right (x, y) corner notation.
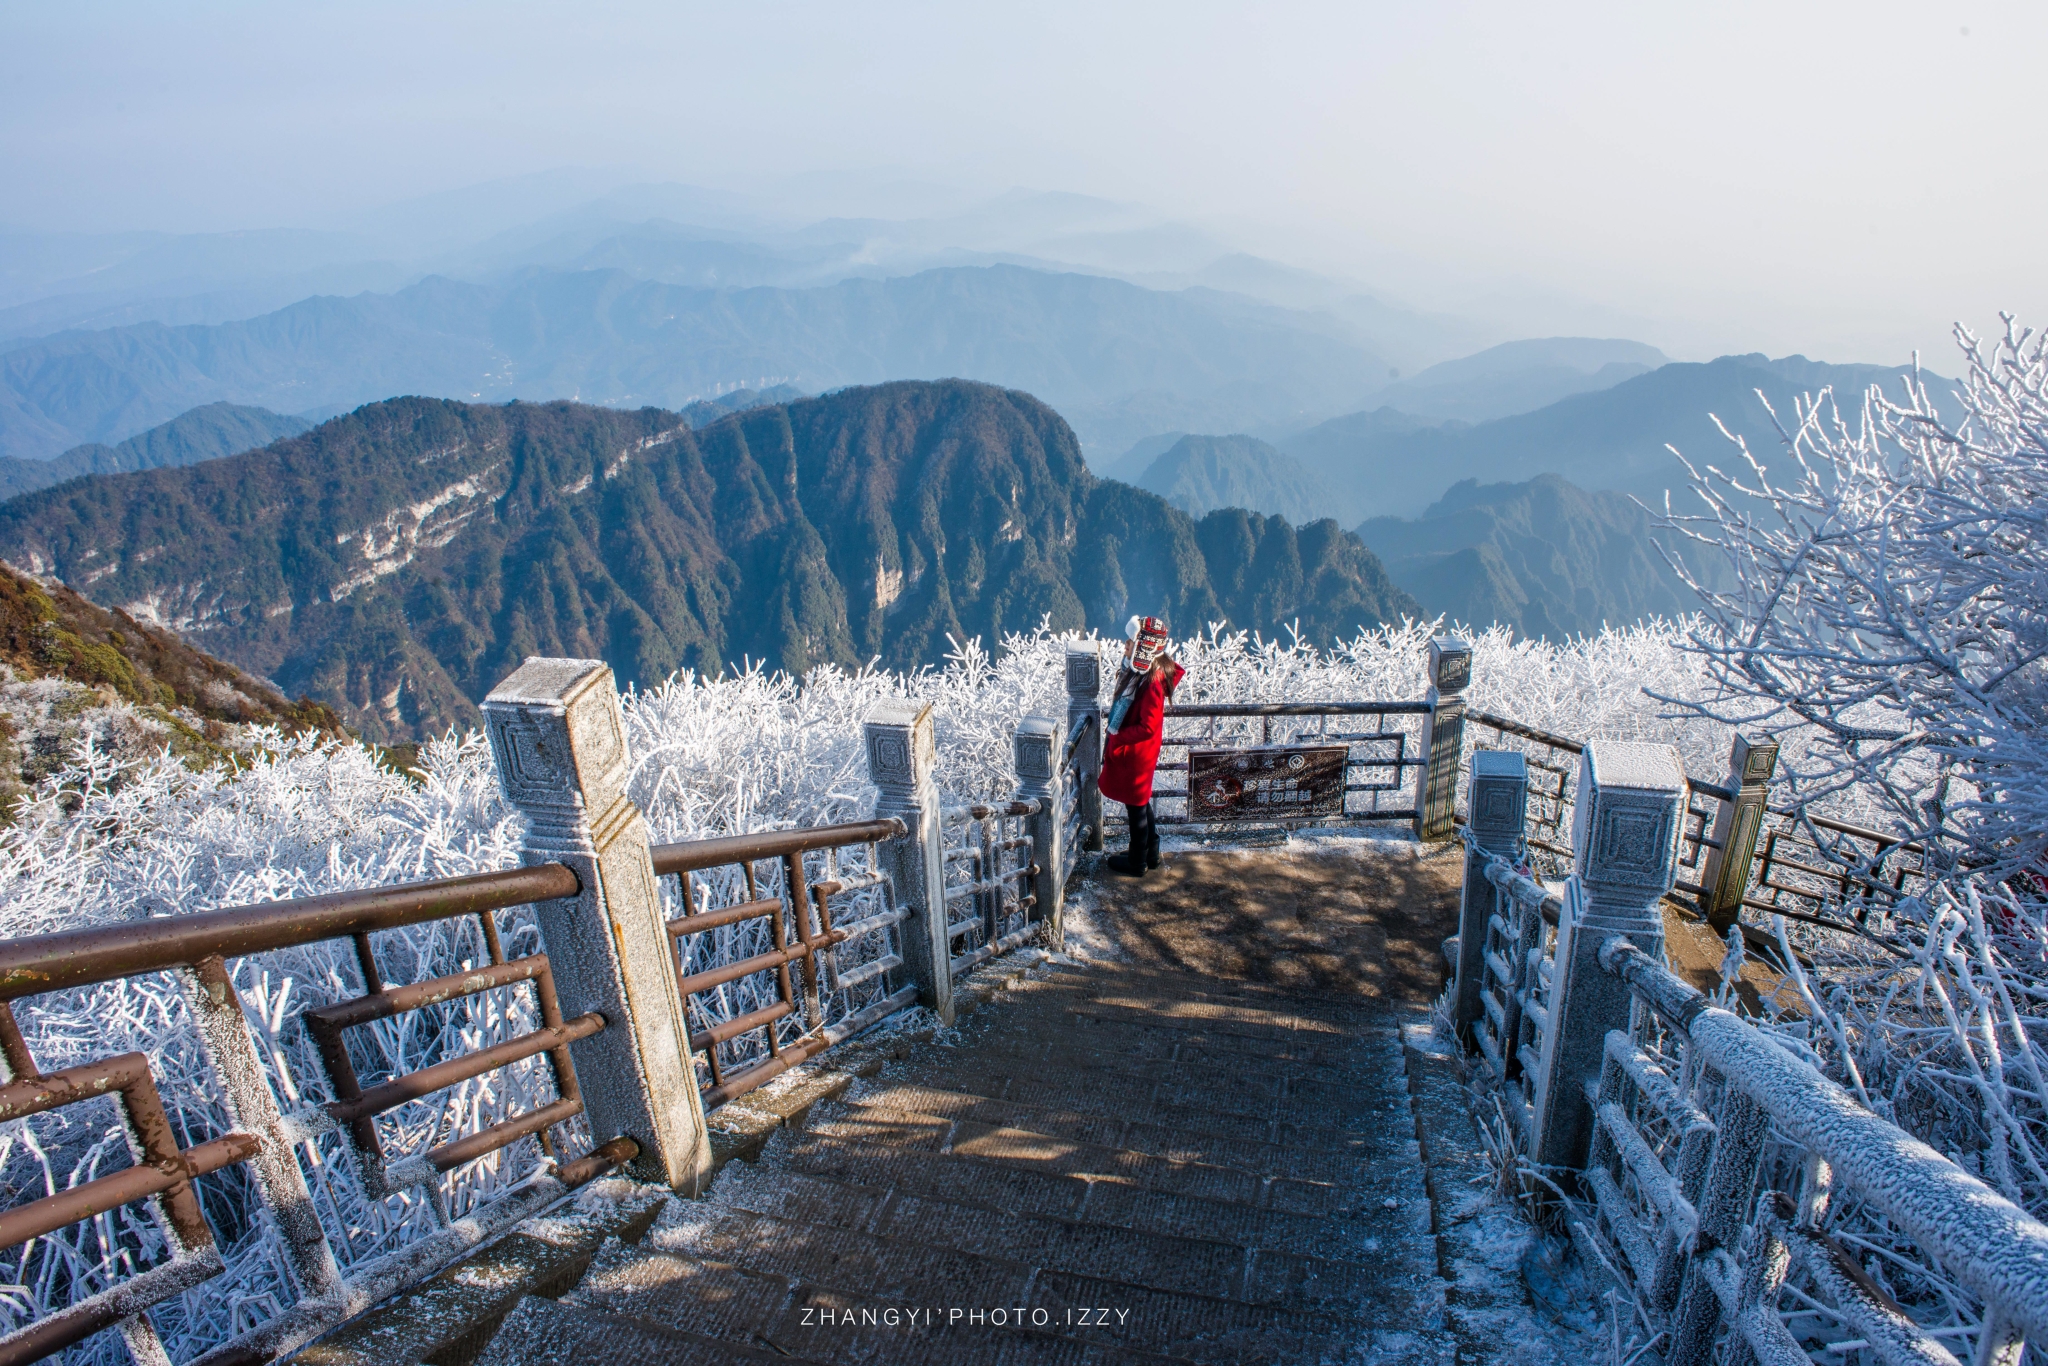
top-left (1101, 615), bottom-right (1183, 877)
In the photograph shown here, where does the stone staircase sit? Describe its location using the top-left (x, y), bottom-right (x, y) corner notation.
top-left (473, 953), bottom-right (1453, 1365)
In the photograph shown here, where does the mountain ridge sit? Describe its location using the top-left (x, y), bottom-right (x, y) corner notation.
top-left (1356, 473), bottom-right (1692, 639)
top-left (0, 381), bottom-right (1415, 741)
top-left (1284, 352), bottom-right (1947, 517)
top-left (1136, 434), bottom-right (1338, 524)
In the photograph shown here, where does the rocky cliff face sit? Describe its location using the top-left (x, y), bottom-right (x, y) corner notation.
top-left (0, 381), bottom-right (1416, 741)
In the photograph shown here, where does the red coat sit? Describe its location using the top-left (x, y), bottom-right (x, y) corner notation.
top-left (1100, 662), bottom-right (1181, 806)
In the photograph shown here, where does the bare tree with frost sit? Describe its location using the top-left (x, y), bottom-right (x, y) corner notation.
top-left (1659, 315), bottom-right (2048, 884)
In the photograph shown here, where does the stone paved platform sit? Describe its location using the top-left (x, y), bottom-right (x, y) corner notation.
top-left (454, 839), bottom-right (1585, 1365)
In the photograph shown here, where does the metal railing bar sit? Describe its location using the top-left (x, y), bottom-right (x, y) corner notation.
top-left (666, 897), bottom-right (781, 936)
top-left (1466, 710), bottom-right (1586, 753)
top-left (425, 1096), bottom-right (582, 1175)
top-left (0, 863), bottom-right (584, 1003)
top-left (324, 1014), bottom-right (603, 1125)
top-left (1164, 701), bottom-right (1432, 716)
top-left (687, 999), bottom-right (792, 1053)
top-left (649, 819), bottom-right (907, 876)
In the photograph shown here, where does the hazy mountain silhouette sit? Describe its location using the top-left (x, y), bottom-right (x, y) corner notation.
top-left (1370, 337), bottom-right (1667, 421)
top-left (1285, 353), bottom-right (1947, 518)
top-left (0, 265), bottom-right (1392, 461)
top-left (1356, 474), bottom-right (1692, 639)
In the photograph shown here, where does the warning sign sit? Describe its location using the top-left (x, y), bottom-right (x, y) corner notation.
top-left (1187, 746), bottom-right (1349, 822)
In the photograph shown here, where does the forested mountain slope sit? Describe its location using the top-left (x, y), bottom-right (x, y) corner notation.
top-left (0, 381), bottom-right (1413, 740)
top-left (0, 402), bottom-right (311, 502)
top-left (1356, 474), bottom-right (1691, 639)
top-left (1136, 434), bottom-right (1337, 523)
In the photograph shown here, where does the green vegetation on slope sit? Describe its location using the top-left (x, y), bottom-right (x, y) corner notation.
top-left (0, 402), bottom-right (311, 501)
top-left (0, 381), bottom-right (1415, 742)
top-left (1135, 434), bottom-right (1338, 524)
top-left (1356, 474), bottom-right (1692, 639)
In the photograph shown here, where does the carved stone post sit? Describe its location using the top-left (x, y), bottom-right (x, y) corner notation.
top-left (1013, 716), bottom-right (1063, 947)
top-left (1529, 740), bottom-right (1686, 1173)
top-left (865, 699), bottom-right (953, 1025)
top-left (1066, 645), bottom-right (1104, 852)
top-left (1453, 749), bottom-right (1527, 1043)
top-left (481, 658), bottom-right (712, 1194)
top-left (1699, 733), bottom-right (1779, 935)
top-left (1414, 636), bottom-right (1472, 843)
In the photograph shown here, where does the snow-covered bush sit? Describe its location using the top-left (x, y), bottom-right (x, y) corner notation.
top-left (0, 618), bottom-right (1731, 1360)
top-left (1662, 315), bottom-right (2048, 882)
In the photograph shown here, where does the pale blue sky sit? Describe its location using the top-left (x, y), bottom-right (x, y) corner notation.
top-left (2, 1), bottom-right (2039, 361)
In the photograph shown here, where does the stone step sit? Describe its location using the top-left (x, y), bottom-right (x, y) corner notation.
top-left (596, 1198), bottom-right (1379, 1364)
top-left (978, 993), bottom-right (1394, 1063)
top-left (767, 1127), bottom-right (1429, 1268)
top-left (831, 1076), bottom-right (1415, 1184)
top-left (1022, 964), bottom-right (1402, 1023)
top-left (975, 972), bottom-right (1398, 1036)
top-left (474, 1291), bottom-right (825, 1365)
top-left (950, 1019), bottom-right (1400, 1086)
top-left (705, 1152), bottom-right (1439, 1321)
top-left (878, 1055), bottom-right (1414, 1141)
top-left (573, 1236), bottom-right (1207, 1365)
top-left (800, 1095), bottom-right (1420, 1231)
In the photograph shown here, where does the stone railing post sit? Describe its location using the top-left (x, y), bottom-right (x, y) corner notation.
top-left (1453, 749), bottom-right (1527, 1043)
top-left (1013, 716), bottom-right (1064, 947)
top-left (1699, 733), bottom-right (1779, 935)
top-left (865, 699), bottom-right (953, 1025)
top-left (481, 658), bottom-right (712, 1194)
top-left (1529, 740), bottom-right (1686, 1173)
top-left (1413, 635), bottom-right (1472, 843)
top-left (1066, 644), bottom-right (1104, 852)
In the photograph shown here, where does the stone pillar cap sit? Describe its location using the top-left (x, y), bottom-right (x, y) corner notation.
top-left (865, 698), bottom-right (932, 728)
top-left (1580, 740), bottom-right (1687, 793)
top-left (1472, 749), bottom-right (1526, 778)
top-left (484, 657), bottom-right (610, 710)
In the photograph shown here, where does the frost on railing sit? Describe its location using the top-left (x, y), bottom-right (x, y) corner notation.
top-left (1057, 712), bottom-right (1094, 886)
top-left (1582, 939), bottom-right (2048, 1366)
top-left (940, 800), bottom-right (1039, 978)
top-left (657, 823), bottom-right (914, 1108)
top-left (1454, 739), bottom-right (2048, 1366)
top-left (1459, 822), bottom-right (1563, 1141)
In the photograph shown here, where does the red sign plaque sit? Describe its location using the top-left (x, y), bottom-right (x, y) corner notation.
top-left (1187, 746), bottom-right (1349, 822)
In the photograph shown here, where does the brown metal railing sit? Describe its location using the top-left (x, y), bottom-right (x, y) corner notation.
top-left (1150, 700), bottom-right (1433, 826)
top-left (0, 860), bottom-right (632, 1366)
top-left (653, 818), bottom-right (911, 1110)
top-left (1466, 708), bottom-right (1943, 945)
top-left (940, 800), bottom-right (1040, 977)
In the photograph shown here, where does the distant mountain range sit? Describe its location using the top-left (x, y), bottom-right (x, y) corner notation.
top-left (1280, 352), bottom-right (1949, 518)
top-left (1356, 474), bottom-right (1692, 639)
top-left (0, 265), bottom-right (1394, 462)
top-left (1135, 435), bottom-right (1337, 524)
top-left (1370, 337), bottom-right (1668, 422)
top-left (0, 403), bottom-right (311, 502)
top-left (0, 381), bottom-right (1413, 740)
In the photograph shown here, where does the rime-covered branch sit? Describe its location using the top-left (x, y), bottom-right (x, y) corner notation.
top-left (1657, 315), bottom-right (2048, 880)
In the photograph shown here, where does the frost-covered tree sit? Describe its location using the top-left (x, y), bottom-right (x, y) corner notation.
top-left (1660, 315), bottom-right (2048, 883)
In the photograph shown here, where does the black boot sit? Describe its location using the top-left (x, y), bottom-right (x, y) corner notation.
top-left (1146, 811), bottom-right (1162, 870)
top-left (1107, 804), bottom-right (1149, 877)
